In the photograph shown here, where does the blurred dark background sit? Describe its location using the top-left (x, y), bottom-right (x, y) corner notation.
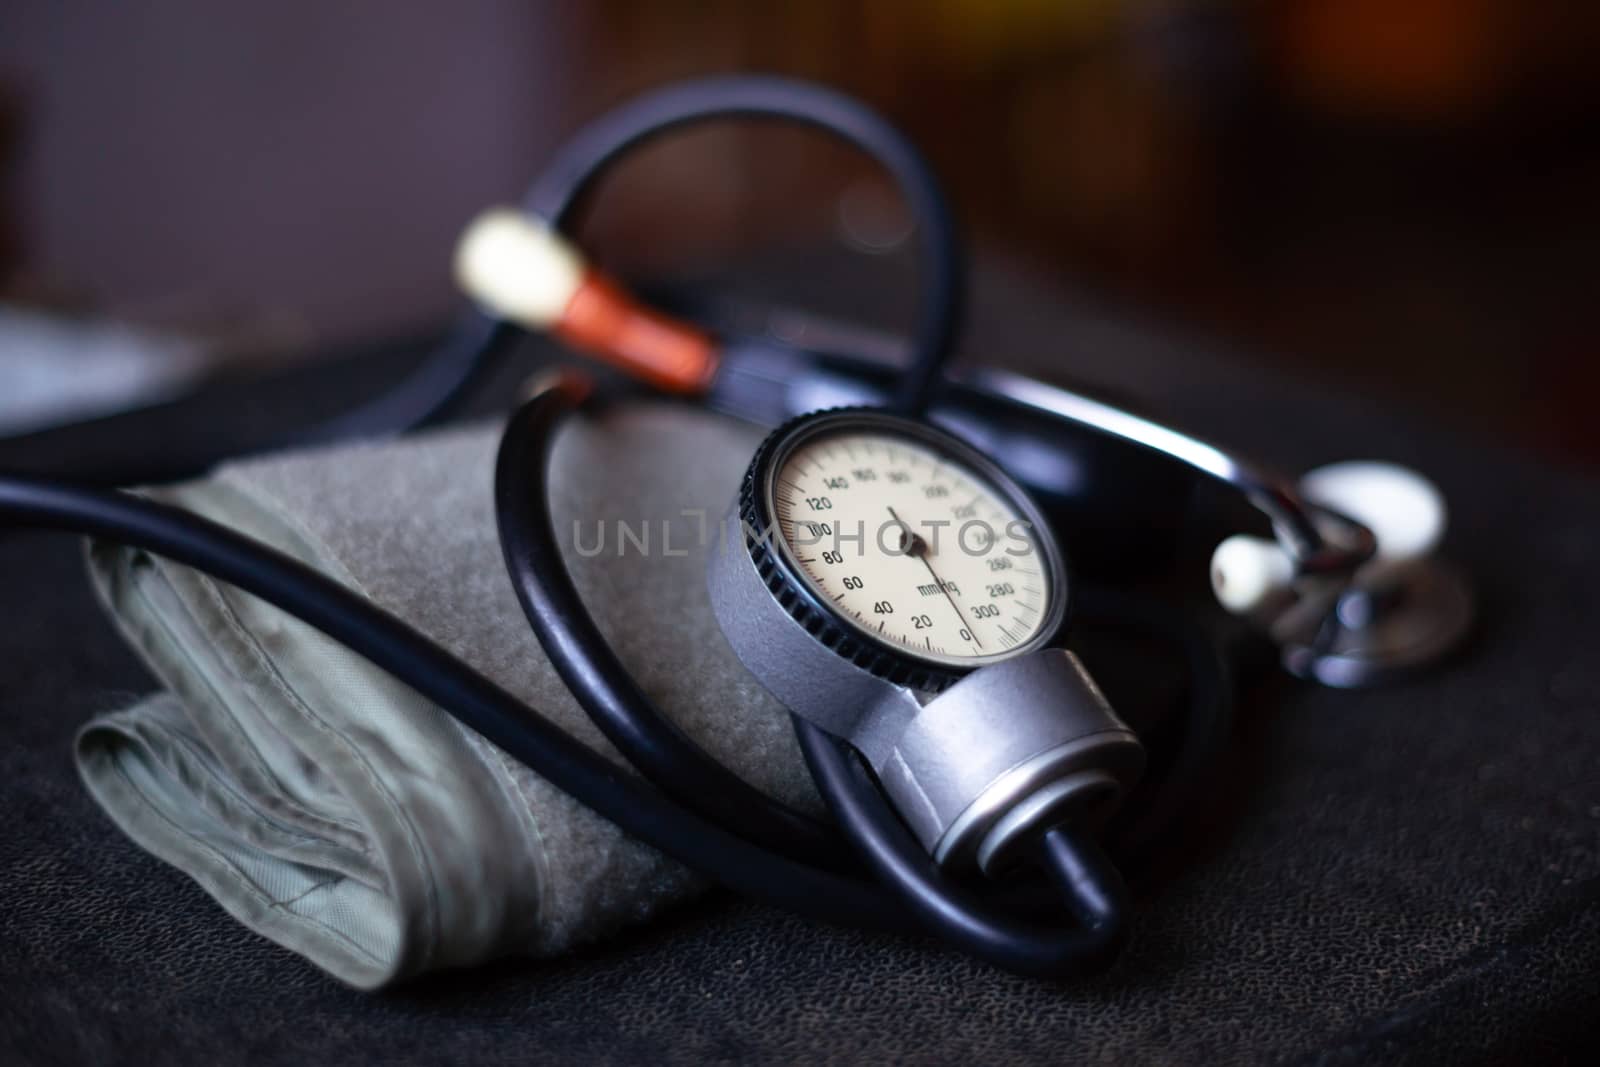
top-left (1, 1), bottom-right (1597, 463)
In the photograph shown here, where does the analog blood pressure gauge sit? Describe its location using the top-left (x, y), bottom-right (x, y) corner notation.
top-left (709, 409), bottom-right (1140, 875)
top-left (755, 409), bottom-right (1066, 679)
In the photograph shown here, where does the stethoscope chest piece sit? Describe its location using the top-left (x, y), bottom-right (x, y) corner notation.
top-left (1276, 558), bottom-right (1475, 688)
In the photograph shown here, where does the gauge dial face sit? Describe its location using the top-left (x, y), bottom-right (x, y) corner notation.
top-left (765, 423), bottom-right (1061, 668)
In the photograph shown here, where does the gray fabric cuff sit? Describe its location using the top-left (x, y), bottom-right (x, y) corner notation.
top-left (75, 406), bottom-right (817, 988)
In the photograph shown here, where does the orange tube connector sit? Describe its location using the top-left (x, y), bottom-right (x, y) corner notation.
top-left (553, 270), bottom-right (719, 395)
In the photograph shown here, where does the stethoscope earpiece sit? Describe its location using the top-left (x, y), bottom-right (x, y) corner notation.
top-left (1211, 534), bottom-right (1296, 615)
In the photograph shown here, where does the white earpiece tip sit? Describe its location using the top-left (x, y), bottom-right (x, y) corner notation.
top-left (1300, 461), bottom-right (1446, 561)
top-left (1210, 535), bottom-right (1294, 614)
top-left (454, 209), bottom-right (586, 328)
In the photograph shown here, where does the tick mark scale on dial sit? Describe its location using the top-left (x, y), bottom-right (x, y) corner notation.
top-left (771, 426), bottom-right (1054, 668)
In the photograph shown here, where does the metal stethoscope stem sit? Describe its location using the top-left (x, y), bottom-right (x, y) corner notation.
top-left (968, 368), bottom-right (1378, 578)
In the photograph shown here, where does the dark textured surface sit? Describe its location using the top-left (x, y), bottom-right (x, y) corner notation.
top-left (2, 262), bottom-right (1599, 1064)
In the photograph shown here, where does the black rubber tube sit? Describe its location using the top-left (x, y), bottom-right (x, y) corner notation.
top-left (521, 74), bottom-right (963, 416)
top-left (494, 374), bottom-right (852, 869)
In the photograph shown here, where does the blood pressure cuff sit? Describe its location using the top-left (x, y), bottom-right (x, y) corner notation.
top-left (75, 404), bottom-right (821, 989)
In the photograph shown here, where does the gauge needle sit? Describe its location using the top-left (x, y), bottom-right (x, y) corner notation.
top-left (887, 505), bottom-right (982, 649)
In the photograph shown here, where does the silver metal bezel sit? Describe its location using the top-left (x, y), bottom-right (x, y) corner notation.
top-left (757, 409), bottom-right (1069, 672)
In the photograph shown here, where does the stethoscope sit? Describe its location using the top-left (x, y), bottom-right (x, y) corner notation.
top-left (0, 76), bottom-right (1472, 979)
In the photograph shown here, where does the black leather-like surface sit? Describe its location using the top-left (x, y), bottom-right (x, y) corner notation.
top-left (2, 272), bottom-right (1598, 1064)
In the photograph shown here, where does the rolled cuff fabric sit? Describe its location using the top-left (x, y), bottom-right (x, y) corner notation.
top-left (76, 405), bottom-right (817, 989)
